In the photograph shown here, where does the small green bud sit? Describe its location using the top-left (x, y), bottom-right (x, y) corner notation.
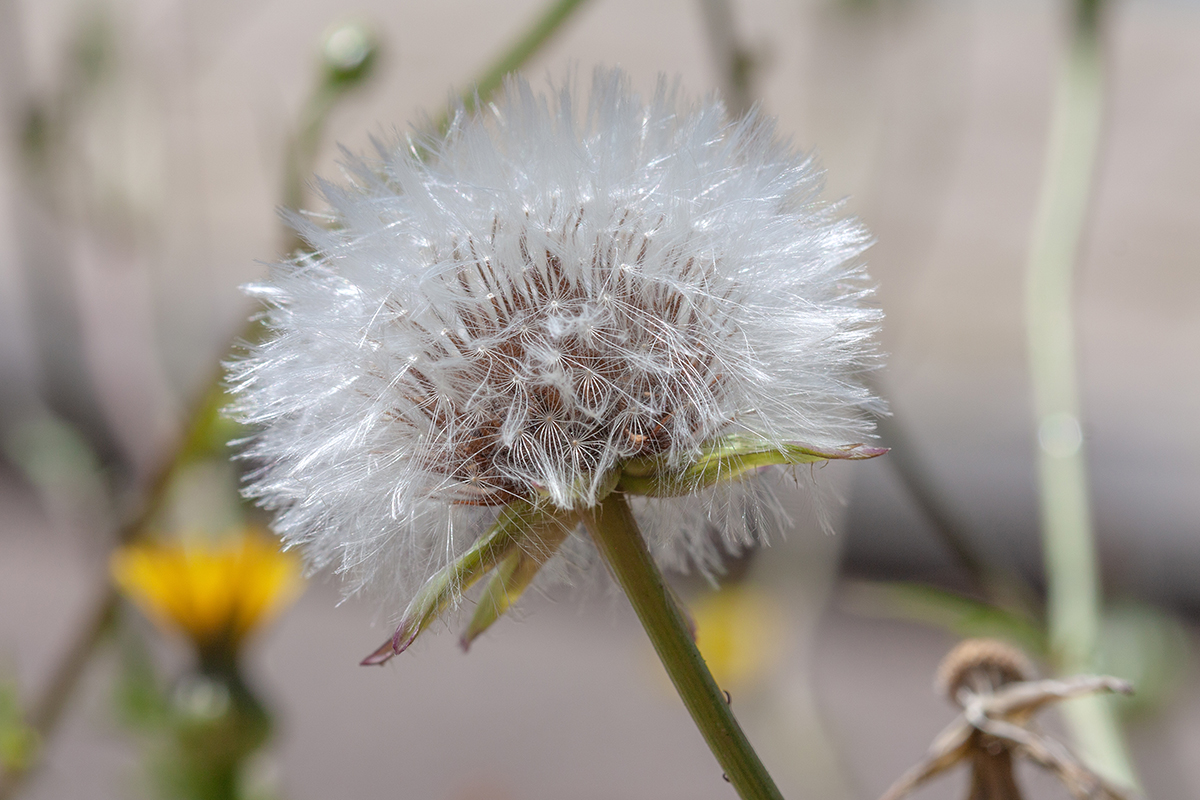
top-left (320, 21), bottom-right (378, 87)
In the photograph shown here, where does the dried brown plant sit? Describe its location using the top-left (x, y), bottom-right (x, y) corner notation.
top-left (880, 638), bottom-right (1136, 800)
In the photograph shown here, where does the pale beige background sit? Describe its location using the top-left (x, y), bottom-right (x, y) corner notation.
top-left (2, 0), bottom-right (1198, 798)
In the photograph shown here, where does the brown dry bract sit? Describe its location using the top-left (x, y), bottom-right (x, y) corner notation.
top-left (880, 638), bottom-right (1136, 800)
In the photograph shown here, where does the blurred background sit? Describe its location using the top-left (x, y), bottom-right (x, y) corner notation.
top-left (0, 0), bottom-right (1198, 798)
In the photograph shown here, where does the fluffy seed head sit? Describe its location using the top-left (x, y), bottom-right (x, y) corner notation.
top-left (229, 69), bottom-right (882, 607)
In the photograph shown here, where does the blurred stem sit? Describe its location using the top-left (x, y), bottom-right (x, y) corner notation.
top-left (432, 0), bottom-right (591, 131)
top-left (281, 24), bottom-right (379, 254)
top-left (870, 404), bottom-right (1040, 617)
top-left (1025, 0), bottom-right (1136, 789)
top-left (0, 588), bottom-right (115, 800)
top-left (281, 90), bottom-right (345, 254)
top-left (697, 0), bottom-right (756, 119)
top-left (583, 493), bottom-right (784, 800)
top-left (286, 0), bottom-right (590, 250)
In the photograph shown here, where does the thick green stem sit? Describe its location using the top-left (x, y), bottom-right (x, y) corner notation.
top-left (1024, 0), bottom-right (1137, 789)
top-left (583, 492), bottom-right (784, 800)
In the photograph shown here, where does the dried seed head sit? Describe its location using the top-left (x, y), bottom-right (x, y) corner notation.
top-left (936, 638), bottom-right (1037, 705)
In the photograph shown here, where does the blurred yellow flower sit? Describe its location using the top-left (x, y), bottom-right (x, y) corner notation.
top-left (692, 586), bottom-right (787, 691)
top-left (111, 531), bottom-right (303, 655)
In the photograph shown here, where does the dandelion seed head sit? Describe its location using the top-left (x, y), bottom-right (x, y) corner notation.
top-left (229, 69), bottom-right (882, 609)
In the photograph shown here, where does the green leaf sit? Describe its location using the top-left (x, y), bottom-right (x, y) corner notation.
top-left (620, 434), bottom-right (887, 497)
top-left (1098, 601), bottom-right (1191, 719)
top-left (843, 580), bottom-right (1047, 657)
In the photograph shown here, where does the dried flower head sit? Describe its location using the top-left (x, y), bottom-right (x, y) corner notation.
top-left (229, 69), bottom-right (883, 652)
top-left (881, 639), bottom-right (1134, 800)
top-left (936, 637), bottom-right (1037, 703)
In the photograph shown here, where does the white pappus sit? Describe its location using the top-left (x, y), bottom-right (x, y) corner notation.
top-left (228, 68), bottom-right (884, 644)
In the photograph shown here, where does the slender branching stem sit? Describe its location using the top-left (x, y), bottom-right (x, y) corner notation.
top-left (697, 0), bottom-right (756, 119)
top-left (448, 0), bottom-right (590, 123)
top-left (1025, 0), bottom-right (1137, 789)
top-left (870, 405), bottom-right (1038, 614)
top-left (583, 492), bottom-right (785, 800)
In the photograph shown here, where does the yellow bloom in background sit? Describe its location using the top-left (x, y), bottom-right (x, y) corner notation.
top-left (112, 530), bottom-right (303, 656)
top-left (692, 586), bottom-right (788, 691)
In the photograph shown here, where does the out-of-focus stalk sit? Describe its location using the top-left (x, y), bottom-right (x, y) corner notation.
top-left (697, 0), bottom-right (755, 119)
top-left (281, 21), bottom-right (379, 254)
top-left (0, 378), bottom-right (227, 800)
top-left (1024, 0), bottom-right (1137, 789)
top-left (437, 0), bottom-right (590, 128)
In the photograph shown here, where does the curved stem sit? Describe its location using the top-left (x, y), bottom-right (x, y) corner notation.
top-left (454, 0), bottom-right (590, 120)
top-left (697, 0), bottom-right (756, 119)
top-left (1024, 0), bottom-right (1136, 789)
top-left (583, 492), bottom-right (784, 800)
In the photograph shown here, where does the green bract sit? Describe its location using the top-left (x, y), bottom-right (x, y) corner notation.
top-left (363, 436), bottom-right (883, 663)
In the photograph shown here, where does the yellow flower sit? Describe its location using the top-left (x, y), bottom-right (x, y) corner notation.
top-left (111, 531), bottom-right (303, 655)
top-left (691, 586), bottom-right (787, 691)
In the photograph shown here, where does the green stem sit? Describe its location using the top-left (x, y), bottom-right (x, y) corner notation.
top-left (697, 0), bottom-right (755, 119)
top-left (1024, 0), bottom-right (1136, 789)
top-left (434, 0), bottom-right (591, 131)
top-left (583, 492), bottom-right (784, 800)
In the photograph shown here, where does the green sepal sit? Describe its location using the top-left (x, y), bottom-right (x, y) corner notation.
top-left (619, 434), bottom-right (887, 498)
top-left (459, 512), bottom-right (578, 650)
top-left (361, 500), bottom-right (554, 665)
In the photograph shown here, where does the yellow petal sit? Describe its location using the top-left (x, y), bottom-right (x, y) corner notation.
top-left (111, 529), bottom-right (303, 654)
top-left (691, 586), bottom-right (787, 691)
